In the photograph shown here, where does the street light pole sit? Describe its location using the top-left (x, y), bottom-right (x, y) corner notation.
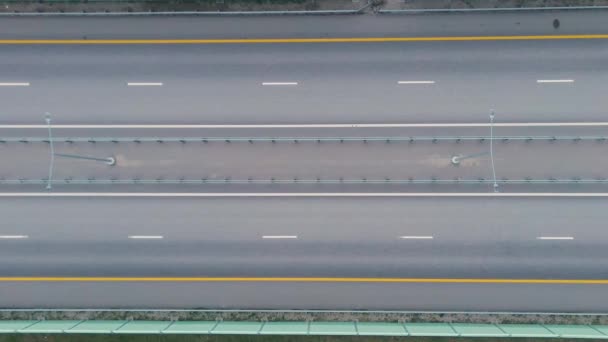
top-left (489, 110), bottom-right (498, 192)
top-left (451, 151), bottom-right (489, 166)
top-left (45, 112), bottom-right (54, 190)
top-left (54, 153), bottom-right (116, 166)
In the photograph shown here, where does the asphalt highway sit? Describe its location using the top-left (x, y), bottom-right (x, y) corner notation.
top-left (1, 197), bottom-right (608, 311)
top-left (0, 40), bottom-right (606, 124)
top-left (0, 12), bottom-right (607, 125)
top-left (1, 11), bottom-right (608, 313)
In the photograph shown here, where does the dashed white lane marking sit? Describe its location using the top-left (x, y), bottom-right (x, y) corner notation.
top-left (397, 81), bottom-right (435, 84)
top-left (127, 82), bottom-right (163, 86)
top-left (0, 235), bottom-right (28, 239)
top-left (0, 82), bottom-right (30, 86)
top-left (537, 236), bottom-right (574, 240)
top-left (262, 235), bottom-right (298, 239)
top-left (262, 82), bottom-right (298, 86)
top-left (4, 122), bottom-right (608, 129)
top-left (400, 236), bottom-right (434, 239)
top-left (128, 235), bottom-right (164, 239)
top-left (536, 79), bottom-right (574, 83)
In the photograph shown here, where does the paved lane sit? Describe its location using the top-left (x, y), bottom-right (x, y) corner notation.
top-left (0, 40), bottom-right (607, 124)
top-left (0, 197), bottom-right (607, 311)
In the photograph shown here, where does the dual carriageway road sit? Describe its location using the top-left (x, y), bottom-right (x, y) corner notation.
top-left (0, 11), bottom-right (608, 311)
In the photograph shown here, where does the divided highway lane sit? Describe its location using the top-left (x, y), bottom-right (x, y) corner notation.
top-left (0, 38), bottom-right (606, 124)
top-left (1, 197), bottom-right (608, 311)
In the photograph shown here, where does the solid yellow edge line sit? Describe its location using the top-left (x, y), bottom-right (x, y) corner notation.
top-left (0, 277), bottom-right (607, 284)
top-left (0, 35), bottom-right (607, 44)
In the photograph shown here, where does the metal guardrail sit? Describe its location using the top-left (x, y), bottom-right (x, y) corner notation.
top-left (0, 10), bottom-right (363, 16)
top-left (378, 5), bottom-right (608, 14)
top-left (2, 135), bottom-right (607, 143)
top-left (1, 319), bottom-right (608, 337)
top-left (2, 178), bottom-right (607, 185)
top-left (0, 0), bottom-right (370, 16)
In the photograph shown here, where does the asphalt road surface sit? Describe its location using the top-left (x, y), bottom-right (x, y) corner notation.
top-left (0, 12), bottom-right (607, 124)
top-left (0, 11), bottom-right (606, 39)
top-left (1, 11), bottom-right (608, 312)
top-left (1, 197), bottom-right (608, 312)
top-left (0, 40), bottom-right (606, 124)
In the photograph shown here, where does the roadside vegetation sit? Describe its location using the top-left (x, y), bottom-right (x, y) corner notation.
top-left (0, 336), bottom-right (583, 342)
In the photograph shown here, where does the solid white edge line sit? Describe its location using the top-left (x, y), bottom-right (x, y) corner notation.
top-left (537, 79), bottom-right (575, 83)
top-left (262, 82), bottom-right (298, 86)
top-left (128, 235), bottom-right (164, 239)
top-left (400, 236), bottom-right (434, 239)
top-left (0, 82), bottom-right (30, 86)
top-left (0, 235), bottom-right (29, 239)
top-left (262, 235), bottom-right (298, 239)
top-left (127, 82), bottom-right (163, 86)
top-left (398, 81), bottom-right (435, 84)
top-left (1, 193), bottom-right (608, 197)
top-left (3, 122), bottom-right (608, 129)
top-left (537, 236), bottom-right (574, 240)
